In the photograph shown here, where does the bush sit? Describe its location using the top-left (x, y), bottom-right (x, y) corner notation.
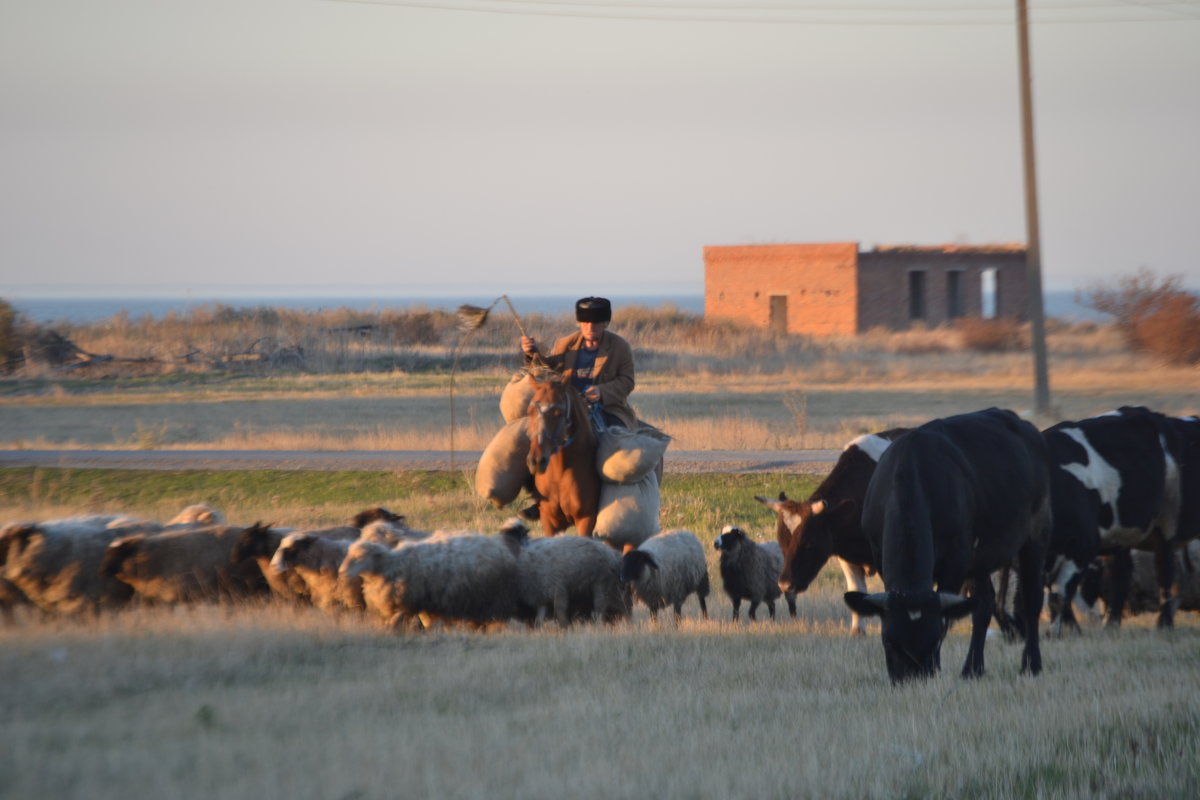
top-left (1081, 268), bottom-right (1200, 364)
top-left (955, 317), bottom-right (1025, 352)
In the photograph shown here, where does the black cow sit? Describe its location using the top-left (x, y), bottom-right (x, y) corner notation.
top-left (1040, 406), bottom-right (1184, 631)
top-left (756, 428), bottom-right (909, 635)
top-left (845, 408), bottom-right (1051, 683)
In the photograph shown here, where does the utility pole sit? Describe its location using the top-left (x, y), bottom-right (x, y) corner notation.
top-left (1017, 0), bottom-right (1052, 416)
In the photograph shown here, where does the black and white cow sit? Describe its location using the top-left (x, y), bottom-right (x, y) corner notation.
top-left (844, 408), bottom-right (1051, 683)
top-left (756, 428), bottom-right (909, 635)
top-left (1041, 406), bottom-right (1183, 631)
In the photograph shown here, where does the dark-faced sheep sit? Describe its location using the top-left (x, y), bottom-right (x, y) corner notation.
top-left (232, 523), bottom-right (359, 604)
top-left (714, 525), bottom-right (797, 622)
top-left (619, 529), bottom-right (709, 621)
top-left (339, 533), bottom-right (519, 631)
top-left (101, 523), bottom-right (270, 604)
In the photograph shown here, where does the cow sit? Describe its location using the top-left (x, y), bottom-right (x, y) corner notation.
top-left (756, 428), bottom-right (909, 635)
top-left (844, 408), bottom-right (1051, 683)
top-left (1040, 406), bottom-right (1184, 631)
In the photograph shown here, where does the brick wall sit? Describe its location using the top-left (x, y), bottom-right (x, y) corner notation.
top-left (704, 243), bottom-right (860, 337)
top-left (705, 242), bottom-right (1028, 336)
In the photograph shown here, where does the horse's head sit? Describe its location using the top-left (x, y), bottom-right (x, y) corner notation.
top-left (526, 373), bottom-right (576, 473)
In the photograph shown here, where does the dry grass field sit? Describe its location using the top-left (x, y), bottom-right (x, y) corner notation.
top-left (2, 590), bottom-right (1198, 799)
top-left (2, 305), bottom-right (1197, 450)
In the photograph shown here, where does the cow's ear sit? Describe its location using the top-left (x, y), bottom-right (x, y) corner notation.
top-left (938, 593), bottom-right (975, 621)
top-left (844, 591), bottom-right (887, 618)
top-left (810, 500), bottom-right (826, 515)
top-left (755, 495), bottom-right (783, 513)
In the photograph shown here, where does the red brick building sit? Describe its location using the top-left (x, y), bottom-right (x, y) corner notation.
top-left (703, 242), bottom-right (1028, 337)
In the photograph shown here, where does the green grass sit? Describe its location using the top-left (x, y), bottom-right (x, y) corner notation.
top-left (0, 467), bottom-right (825, 536)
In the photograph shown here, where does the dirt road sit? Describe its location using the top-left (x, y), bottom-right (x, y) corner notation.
top-left (0, 449), bottom-right (840, 474)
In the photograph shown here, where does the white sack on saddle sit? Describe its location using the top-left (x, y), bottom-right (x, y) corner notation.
top-left (499, 372), bottom-right (536, 423)
top-left (475, 419), bottom-right (531, 508)
top-left (594, 471), bottom-right (660, 550)
top-left (596, 423), bottom-right (671, 485)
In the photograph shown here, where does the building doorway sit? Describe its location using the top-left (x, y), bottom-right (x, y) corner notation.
top-left (946, 270), bottom-right (965, 319)
top-left (769, 295), bottom-right (788, 335)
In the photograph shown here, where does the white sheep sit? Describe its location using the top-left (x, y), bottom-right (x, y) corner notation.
top-left (619, 529), bottom-right (710, 621)
top-left (269, 531), bottom-right (365, 612)
top-left (713, 525), bottom-right (797, 622)
top-left (101, 523), bottom-right (270, 604)
top-left (513, 528), bottom-right (628, 627)
top-left (166, 503), bottom-right (226, 526)
top-left (339, 532), bottom-right (520, 630)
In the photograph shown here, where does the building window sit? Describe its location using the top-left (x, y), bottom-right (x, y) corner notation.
top-left (908, 270), bottom-right (927, 321)
top-left (947, 270), bottom-right (964, 319)
top-left (981, 268), bottom-right (997, 318)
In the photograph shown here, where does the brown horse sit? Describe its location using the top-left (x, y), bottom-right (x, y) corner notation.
top-left (525, 372), bottom-right (601, 537)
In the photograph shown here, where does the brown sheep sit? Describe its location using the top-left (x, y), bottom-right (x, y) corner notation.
top-left (101, 523), bottom-right (270, 604)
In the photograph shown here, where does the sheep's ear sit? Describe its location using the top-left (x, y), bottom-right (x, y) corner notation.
top-left (643, 553), bottom-right (660, 571)
top-left (779, 491), bottom-right (788, 501)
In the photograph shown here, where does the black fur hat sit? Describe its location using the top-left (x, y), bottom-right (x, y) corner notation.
top-left (575, 297), bottom-right (612, 323)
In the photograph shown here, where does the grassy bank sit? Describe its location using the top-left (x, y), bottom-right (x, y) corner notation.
top-left (0, 467), bottom-right (824, 540)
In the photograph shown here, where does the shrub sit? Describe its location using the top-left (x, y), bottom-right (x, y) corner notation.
top-left (1082, 268), bottom-right (1200, 364)
top-left (955, 317), bottom-right (1025, 352)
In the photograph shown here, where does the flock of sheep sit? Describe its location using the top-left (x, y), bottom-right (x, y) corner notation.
top-left (0, 502), bottom-right (802, 631)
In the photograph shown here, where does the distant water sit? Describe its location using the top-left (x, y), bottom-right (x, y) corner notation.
top-left (8, 291), bottom-right (1100, 325)
top-left (9, 294), bottom-right (706, 325)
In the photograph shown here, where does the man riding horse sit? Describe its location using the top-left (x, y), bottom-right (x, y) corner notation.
top-left (520, 297), bottom-right (637, 432)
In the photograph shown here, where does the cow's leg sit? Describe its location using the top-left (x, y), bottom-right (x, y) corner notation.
top-left (838, 558), bottom-right (869, 636)
top-left (993, 564), bottom-right (1019, 641)
top-left (962, 576), bottom-right (995, 679)
top-left (1016, 538), bottom-right (1045, 675)
top-left (1048, 557), bottom-right (1084, 637)
top-left (1105, 549), bottom-right (1133, 628)
top-left (1153, 539), bottom-right (1179, 629)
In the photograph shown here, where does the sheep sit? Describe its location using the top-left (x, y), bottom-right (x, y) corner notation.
top-left (101, 523), bottom-right (270, 604)
top-left (167, 503), bottom-right (226, 526)
top-left (511, 525), bottom-right (629, 627)
top-left (713, 525), bottom-right (797, 622)
top-left (268, 531), bottom-right (365, 612)
top-left (619, 529), bottom-right (710, 621)
top-left (350, 506), bottom-right (407, 529)
top-left (2, 515), bottom-right (156, 615)
top-left (231, 523), bottom-right (354, 603)
top-left (339, 532), bottom-right (520, 631)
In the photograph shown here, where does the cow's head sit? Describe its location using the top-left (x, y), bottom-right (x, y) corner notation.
top-left (757, 493), bottom-right (855, 594)
top-left (844, 590), bottom-right (974, 684)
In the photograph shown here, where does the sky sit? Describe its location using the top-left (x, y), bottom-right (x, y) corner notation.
top-left (1, 0), bottom-right (1198, 299)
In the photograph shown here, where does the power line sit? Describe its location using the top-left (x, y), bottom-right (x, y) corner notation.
top-left (320, 0), bottom-right (1200, 24)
